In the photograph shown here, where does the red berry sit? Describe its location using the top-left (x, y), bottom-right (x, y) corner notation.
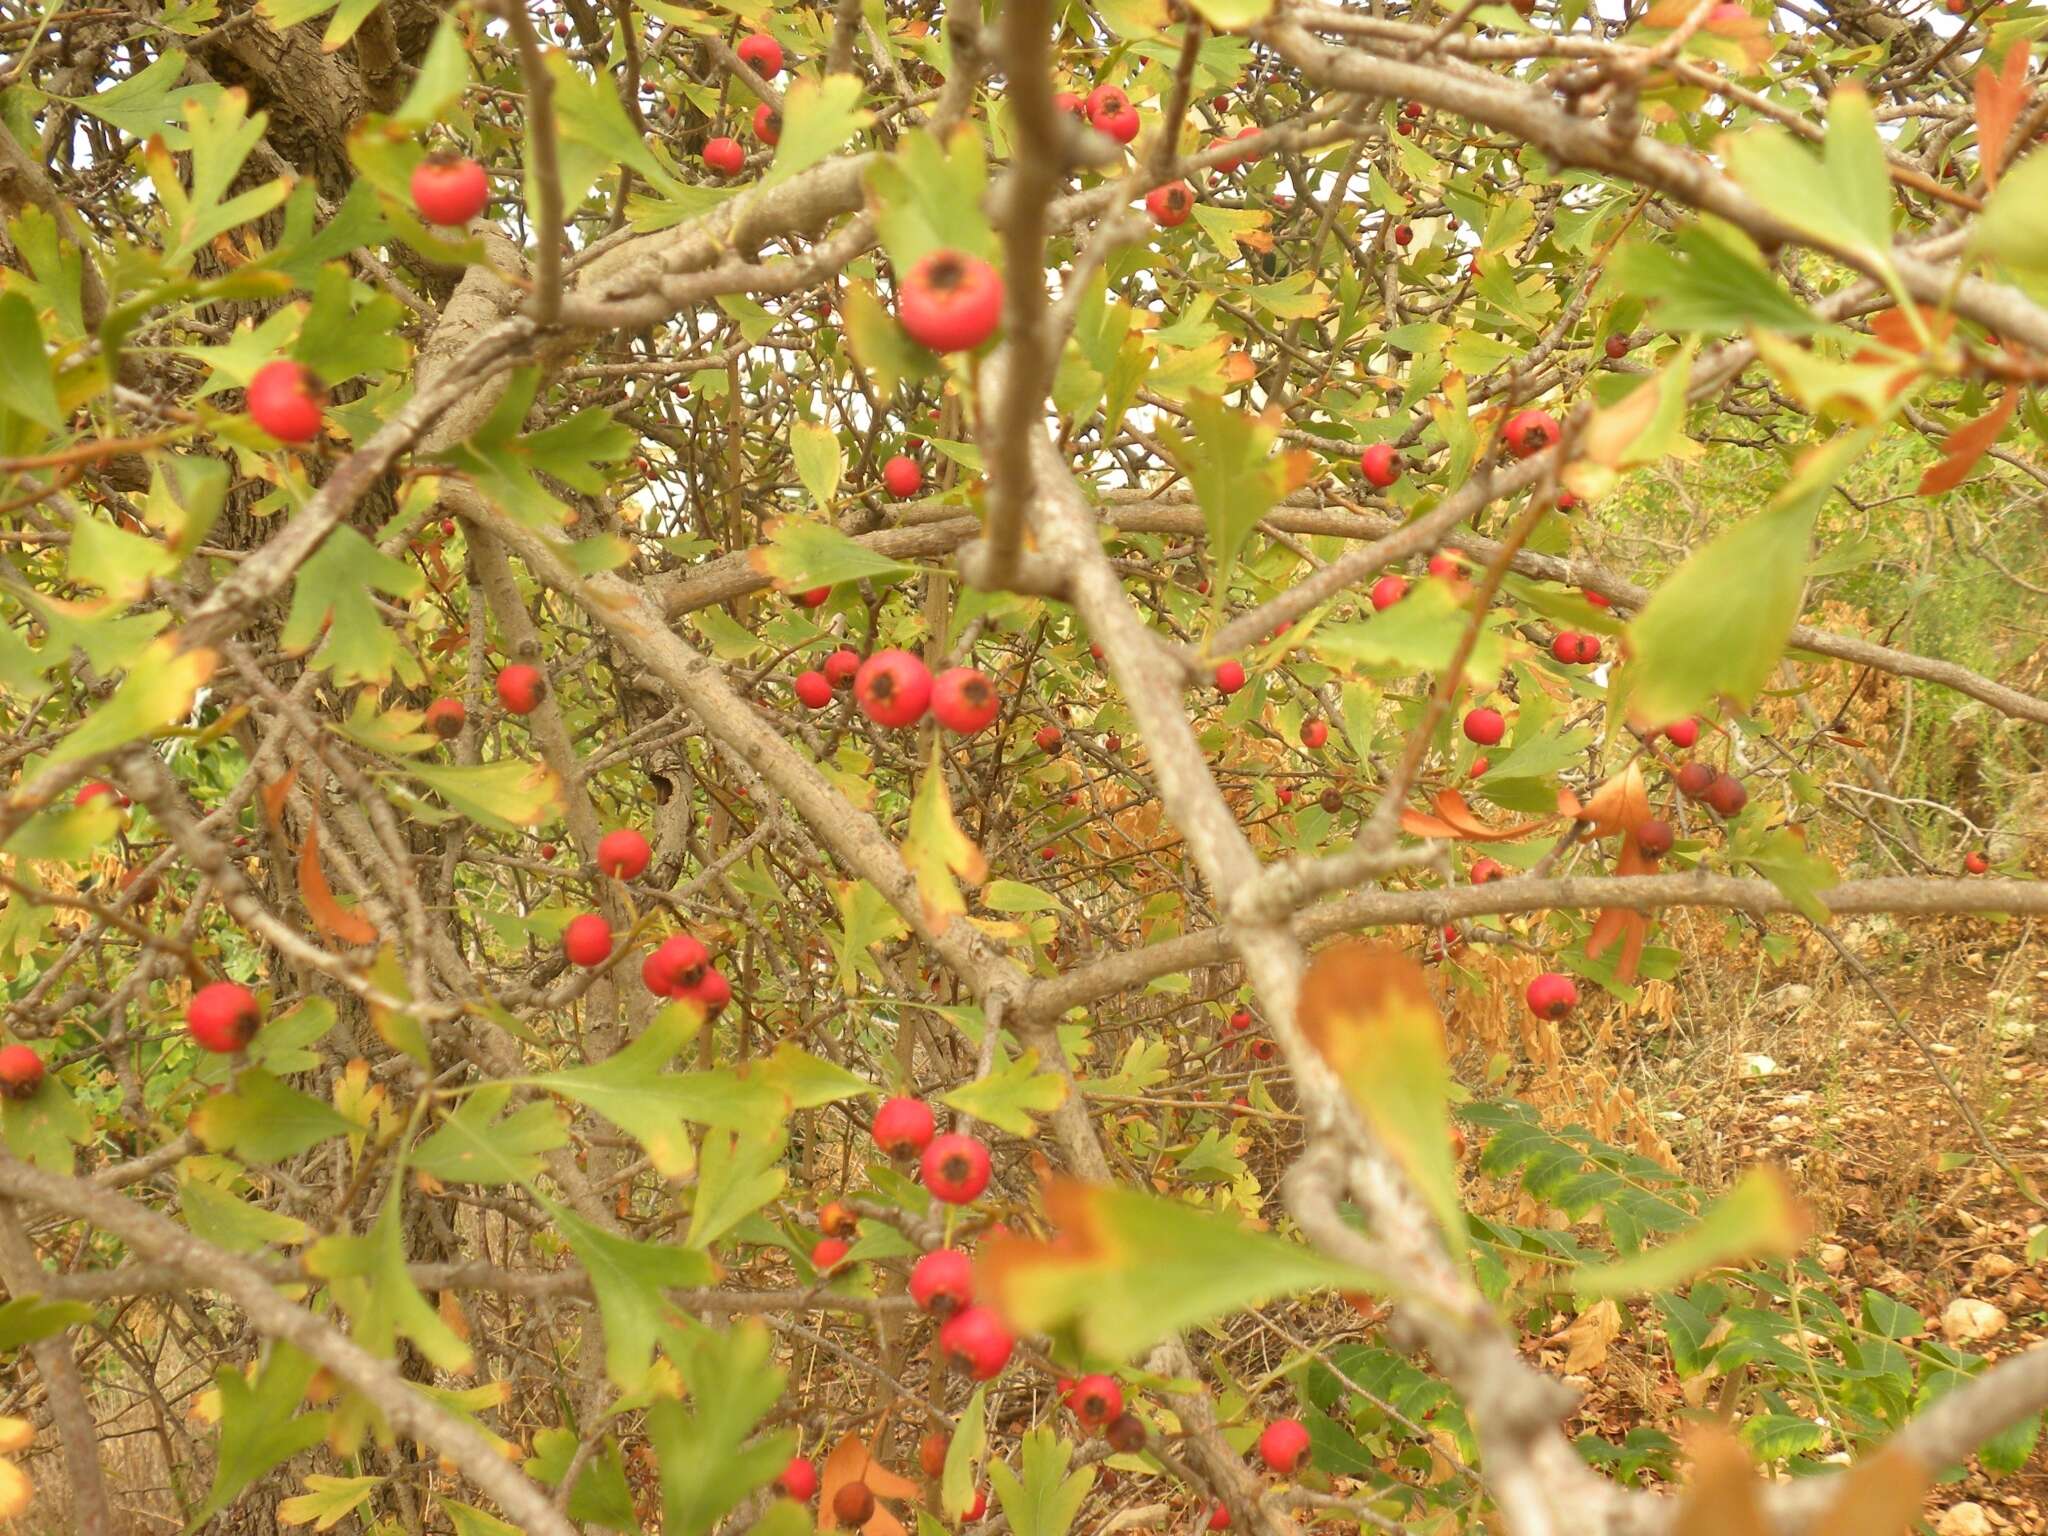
top-left (495, 664), bottom-right (546, 714)
top-left (1214, 660), bottom-right (1247, 694)
top-left (246, 359), bottom-right (325, 444)
top-left (1503, 408), bottom-right (1561, 458)
top-left (1035, 724), bottom-right (1064, 755)
top-left (187, 981), bottom-right (261, 1053)
top-left (674, 965), bottom-right (729, 1020)
top-left (1319, 786), bottom-right (1344, 814)
top-left (824, 648), bottom-right (862, 687)
top-left (853, 649), bottom-right (933, 728)
top-left (596, 828), bottom-right (651, 880)
top-left (1525, 972), bottom-right (1578, 1020)
top-left (1637, 819), bottom-right (1674, 859)
top-left (1676, 760), bottom-right (1716, 799)
top-left (1360, 443), bottom-right (1403, 488)
top-left (796, 585), bottom-right (831, 608)
top-left (1550, 632), bottom-right (1583, 664)
top-left (909, 1248), bottom-right (974, 1314)
top-left (1585, 590), bottom-right (1611, 608)
top-left (1463, 707), bottom-right (1505, 746)
top-left (1964, 850), bottom-right (1989, 874)
top-left (0, 1044), bottom-right (45, 1100)
top-left (642, 932), bottom-right (709, 996)
top-left (1394, 222), bottom-right (1413, 247)
top-left (1278, 785), bottom-right (1295, 804)
top-left (922, 1133), bottom-right (991, 1203)
top-left (1146, 180), bottom-right (1193, 227)
top-left (1103, 733), bottom-right (1122, 754)
top-left (1226, 1008), bottom-right (1253, 1033)
top-left (74, 781), bottom-right (120, 808)
top-left (1470, 857), bottom-right (1505, 884)
top-left (1663, 717), bottom-right (1700, 749)
top-left (1370, 575), bottom-right (1407, 610)
top-left (930, 668), bottom-right (1000, 734)
top-left (424, 697), bottom-right (465, 739)
top-left (1397, 119), bottom-right (1414, 136)
top-left (810, 1236), bottom-right (849, 1274)
top-left (963, 1488), bottom-right (987, 1520)
top-left (1209, 1504), bottom-right (1232, 1530)
top-left (1403, 100), bottom-right (1423, 119)
top-left (1705, 773), bottom-right (1748, 817)
top-left (1605, 334), bottom-right (1630, 360)
top-left (938, 1304), bottom-right (1014, 1379)
top-left (539, 843), bottom-right (557, 860)
top-left (1258, 1418), bottom-right (1311, 1474)
top-left (703, 136), bottom-right (745, 176)
top-left (1571, 633), bottom-right (1601, 665)
top-left (778, 1457), bottom-right (818, 1502)
top-left (736, 30), bottom-right (783, 76)
top-left (919, 1431), bottom-right (950, 1478)
top-left (898, 249), bottom-right (1004, 353)
top-left (1071, 1374), bottom-right (1124, 1430)
top-left (831, 1481), bottom-right (875, 1526)
top-left (562, 913), bottom-right (612, 967)
top-left (795, 669), bottom-right (833, 709)
top-left (753, 102), bottom-right (781, 144)
top-left (872, 1096), bottom-right (935, 1159)
top-left (410, 153), bottom-right (489, 226)
top-left (1054, 91), bottom-right (1087, 121)
top-left (1086, 83), bottom-right (1140, 143)
top-left (1555, 490), bottom-right (1579, 511)
top-left (1468, 755), bottom-right (1489, 778)
top-left (1300, 718), bottom-right (1328, 749)
top-left (882, 454), bottom-right (923, 497)
top-left (1106, 1413), bottom-right (1146, 1453)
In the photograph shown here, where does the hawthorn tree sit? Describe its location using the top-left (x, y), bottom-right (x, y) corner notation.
top-left (0, 0), bottom-right (2044, 1532)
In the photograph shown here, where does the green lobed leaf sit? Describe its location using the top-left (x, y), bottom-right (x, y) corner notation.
top-left (191, 1068), bottom-right (354, 1164)
top-left (552, 1200), bottom-right (715, 1391)
top-left (1574, 1168), bottom-right (1806, 1298)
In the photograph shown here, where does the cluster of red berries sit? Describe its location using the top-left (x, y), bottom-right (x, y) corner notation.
top-left (1550, 631), bottom-right (1602, 665)
top-left (794, 649), bottom-right (1003, 735)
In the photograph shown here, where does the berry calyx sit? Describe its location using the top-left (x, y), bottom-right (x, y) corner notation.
top-left (853, 649), bottom-right (934, 728)
top-left (937, 1304), bottom-right (1014, 1379)
top-left (736, 30), bottom-right (783, 76)
top-left (909, 1247), bottom-right (974, 1315)
top-left (1146, 180), bottom-right (1194, 227)
top-left (1463, 707), bottom-right (1505, 746)
top-left (1360, 443), bottom-right (1403, 488)
top-left (882, 454), bottom-right (923, 497)
top-left (424, 697), bottom-right (466, 739)
top-left (495, 664), bottom-right (546, 715)
top-left (931, 668), bottom-right (1001, 734)
top-left (819, 1200), bottom-right (859, 1238)
top-left (0, 1044), bottom-right (46, 1100)
top-left (187, 981), bottom-right (261, 1053)
top-left (778, 1457), bottom-right (818, 1502)
top-left (1070, 1374), bottom-right (1124, 1431)
top-left (921, 1132), bottom-right (991, 1203)
top-left (561, 913), bottom-right (612, 967)
top-left (795, 670), bottom-right (833, 709)
top-left (410, 152), bottom-right (489, 226)
top-left (703, 136), bottom-right (745, 176)
top-left (1086, 83), bottom-right (1140, 143)
top-left (246, 359), bottom-right (325, 444)
top-left (1214, 660), bottom-right (1247, 695)
top-left (1370, 575), bottom-right (1408, 610)
top-left (872, 1095), bottom-right (936, 1159)
top-left (596, 828), bottom-right (651, 880)
top-left (1258, 1418), bottom-right (1311, 1474)
top-left (1525, 972), bottom-right (1578, 1020)
top-left (898, 249), bottom-right (1004, 353)
top-left (1503, 408), bottom-right (1561, 458)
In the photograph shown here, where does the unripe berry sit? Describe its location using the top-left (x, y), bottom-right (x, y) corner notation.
top-left (1525, 972), bottom-right (1578, 1020)
top-left (872, 1095), bottom-right (935, 1159)
top-left (921, 1132), bottom-right (990, 1203)
top-left (596, 828), bottom-right (651, 880)
top-left (562, 913), bottom-right (612, 967)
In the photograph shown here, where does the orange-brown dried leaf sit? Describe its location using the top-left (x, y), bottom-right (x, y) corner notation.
top-left (298, 822), bottom-right (378, 945)
top-left (1576, 762), bottom-right (1651, 839)
top-left (1917, 391), bottom-right (2016, 496)
top-left (1406, 789), bottom-right (1563, 842)
top-left (817, 1432), bottom-right (913, 1534)
top-left (1975, 43), bottom-right (2030, 188)
top-left (1672, 1428), bottom-right (1769, 1536)
top-left (1809, 1445), bottom-right (1929, 1536)
top-left (260, 765), bottom-right (297, 831)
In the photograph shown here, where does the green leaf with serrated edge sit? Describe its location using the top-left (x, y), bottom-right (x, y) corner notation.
top-left (525, 1429), bottom-right (643, 1530)
top-left (651, 1321), bottom-right (796, 1536)
top-left (0, 1294), bottom-right (94, 1349)
top-left (187, 1346), bottom-right (331, 1531)
top-left (980, 1180), bottom-right (1379, 1359)
top-left (46, 636), bottom-right (214, 767)
top-left (62, 49), bottom-right (223, 147)
top-left (1626, 431), bottom-right (1866, 726)
top-left (279, 525), bottom-right (424, 687)
top-left (4, 800), bottom-right (120, 861)
top-left (304, 1185), bottom-right (473, 1373)
top-left (790, 418), bottom-right (842, 506)
top-left (292, 263), bottom-right (409, 383)
top-left (904, 743), bottom-right (986, 933)
top-left (68, 513), bottom-right (178, 606)
top-left (1154, 394), bottom-right (1310, 602)
top-left (1315, 579), bottom-right (1504, 690)
top-left (0, 291), bottom-right (61, 429)
top-left (1606, 223), bottom-right (1820, 335)
top-left (988, 1427), bottom-right (1095, 1536)
top-left (393, 14), bottom-right (470, 128)
top-left (145, 93), bottom-right (289, 268)
top-left (829, 879), bottom-right (909, 992)
top-left (942, 1384), bottom-right (989, 1518)
top-left (142, 454), bottom-right (229, 558)
top-left (551, 1200), bottom-right (714, 1390)
top-left (277, 1474), bottom-right (384, 1531)
top-left (191, 1068), bottom-right (354, 1164)
top-left (867, 126), bottom-right (995, 267)
top-left (1098, 0), bottom-right (1169, 36)
top-left (242, 996), bottom-right (336, 1076)
top-left (413, 1084), bottom-right (567, 1187)
top-left (440, 1500), bottom-right (522, 1536)
top-left (1298, 944), bottom-right (1466, 1254)
top-left (942, 1048), bottom-right (1067, 1137)
top-left (982, 879), bottom-right (1060, 914)
top-left (842, 279), bottom-right (932, 392)
top-left (546, 49), bottom-right (694, 213)
top-left (0, 1058), bottom-right (86, 1172)
top-left (1734, 826), bottom-right (1840, 924)
top-left (688, 1128), bottom-right (788, 1250)
top-left (1574, 1168), bottom-right (1805, 1297)
top-left (752, 518), bottom-right (917, 591)
top-left (1190, 202), bottom-right (1269, 263)
top-left (180, 1175), bottom-right (309, 1253)
top-left (409, 759), bottom-right (564, 834)
top-left (763, 74), bottom-right (872, 187)
top-left (1722, 86), bottom-right (1895, 286)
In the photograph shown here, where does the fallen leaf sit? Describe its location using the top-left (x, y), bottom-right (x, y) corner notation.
top-left (1557, 1298), bottom-right (1621, 1372)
